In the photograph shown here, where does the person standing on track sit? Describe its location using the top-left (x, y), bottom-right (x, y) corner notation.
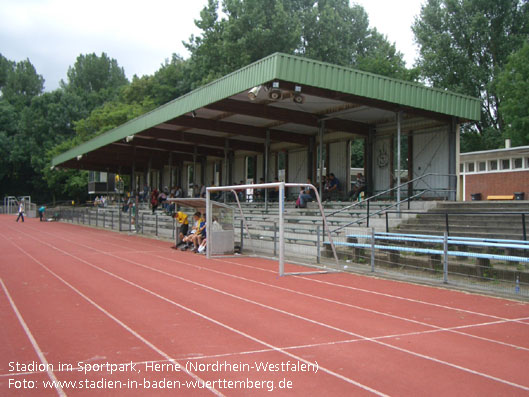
top-left (16, 199), bottom-right (25, 222)
top-left (174, 211), bottom-right (189, 247)
top-left (38, 205), bottom-right (46, 221)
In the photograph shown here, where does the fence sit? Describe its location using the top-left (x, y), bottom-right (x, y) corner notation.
top-left (49, 205), bottom-right (176, 241)
top-left (325, 230), bottom-right (529, 299)
top-left (385, 211), bottom-right (529, 240)
top-left (50, 204), bottom-right (529, 299)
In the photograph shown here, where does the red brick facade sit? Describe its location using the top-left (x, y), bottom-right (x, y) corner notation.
top-left (465, 170), bottom-right (529, 201)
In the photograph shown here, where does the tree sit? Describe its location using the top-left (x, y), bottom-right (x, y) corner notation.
top-left (497, 41), bottom-right (529, 146)
top-left (412, 0), bottom-right (529, 150)
top-left (185, 0), bottom-right (414, 86)
top-left (185, 0), bottom-right (301, 85)
top-left (0, 57), bottom-right (44, 112)
top-left (61, 52), bottom-right (129, 114)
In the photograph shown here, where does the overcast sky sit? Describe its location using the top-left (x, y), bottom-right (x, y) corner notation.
top-left (0, 0), bottom-right (425, 91)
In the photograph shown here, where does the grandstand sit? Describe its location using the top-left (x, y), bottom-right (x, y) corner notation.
top-left (45, 188), bottom-right (528, 299)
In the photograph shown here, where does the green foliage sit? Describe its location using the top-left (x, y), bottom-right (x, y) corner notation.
top-left (43, 140), bottom-right (88, 203)
top-left (497, 41), bottom-right (529, 146)
top-left (74, 99), bottom-right (153, 141)
top-left (413, 0), bottom-right (529, 149)
top-left (61, 52), bottom-right (129, 115)
top-left (185, 0), bottom-right (414, 84)
top-left (0, 56), bottom-right (44, 112)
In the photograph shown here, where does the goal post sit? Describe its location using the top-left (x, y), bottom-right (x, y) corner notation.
top-left (206, 182), bottom-right (339, 276)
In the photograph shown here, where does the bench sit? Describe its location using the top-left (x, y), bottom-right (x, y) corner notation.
top-left (487, 195), bottom-right (514, 200)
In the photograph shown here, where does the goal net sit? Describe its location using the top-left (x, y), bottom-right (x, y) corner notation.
top-left (206, 182), bottom-right (339, 276)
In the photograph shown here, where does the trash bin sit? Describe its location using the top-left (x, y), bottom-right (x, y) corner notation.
top-left (471, 193), bottom-right (481, 201)
top-left (514, 192), bottom-right (525, 200)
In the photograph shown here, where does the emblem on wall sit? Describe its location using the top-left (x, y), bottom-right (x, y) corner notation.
top-left (377, 143), bottom-right (389, 168)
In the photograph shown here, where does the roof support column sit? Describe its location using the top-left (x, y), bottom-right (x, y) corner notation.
top-left (147, 156), bottom-right (152, 189)
top-left (193, 146), bottom-right (197, 192)
top-left (449, 117), bottom-right (458, 201)
top-left (365, 127), bottom-right (374, 198)
top-left (223, 140), bottom-right (229, 203)
top-left (308, 136), bottom-right (315, 182)
top-left (318, 120), bottom-right (325, 199)
top-left (168, 152), bottom-right (173, 188)
top-left (130, 146), bottom-right (136, 194)
top-left (396, 111), bottom-right (402, 215)
top-left (264, 130), bottom-right (270, 212)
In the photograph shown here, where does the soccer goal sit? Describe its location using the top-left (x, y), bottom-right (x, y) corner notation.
top-left (206, 182), bottom-right (339, 276)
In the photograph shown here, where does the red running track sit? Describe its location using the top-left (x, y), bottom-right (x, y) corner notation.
top-left (1, 215), bottom-right (529, 396)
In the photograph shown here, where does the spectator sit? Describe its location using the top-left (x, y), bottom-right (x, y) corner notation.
top-left (174, 211), bottom-right (189, 247)
top-left (328, 173), bottom-right (339, 192)
top-left (38, 205), bottom-right (45, 221)
top-left (181, 212), bottom-right (203, 250)
top-left (296, 187), bottom-right (313, 208)
top-left (350, 173), bottom-right (366, 201)
top-left (305, 178), bottom-right (315, 198)
top-left (192, 215), bottom-right (207, 253)
top-left (324, 173), bottom-right (340, 200)
top-left (150, 188), bottom-right (159, 214)
top-left (175, 186), bottom-right (183, 198)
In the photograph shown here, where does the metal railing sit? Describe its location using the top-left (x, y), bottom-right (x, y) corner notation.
top-left (385, 211), bottom-right (529, 240)
top-left (326, 173), bottom-right (456, 234)
top-left (327, 173), bottom-right (456, 218)
top-left (327, 230), bottom-right (529, 299)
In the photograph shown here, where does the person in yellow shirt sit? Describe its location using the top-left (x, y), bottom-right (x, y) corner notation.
top-left (174, 211), bottom-right (189, 247)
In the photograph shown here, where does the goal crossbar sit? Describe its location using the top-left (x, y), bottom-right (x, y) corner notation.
top-left (206, 182), bottom-right (339, 276)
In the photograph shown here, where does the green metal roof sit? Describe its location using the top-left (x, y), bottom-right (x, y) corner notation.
top-left (52, 52), bottom-right (481, 168)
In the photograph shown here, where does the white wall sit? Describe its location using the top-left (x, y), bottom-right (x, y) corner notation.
top-left (329, 142), bottom-right (348, 191)
top-left (372, 136), bottom-right (391, 193)
top-left (412, 126), bottom-right (450, 197)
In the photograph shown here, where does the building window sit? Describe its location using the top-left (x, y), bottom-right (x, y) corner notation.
top-left (489, 160), bottom-right (498, 171)
top-left (513, 158), bottom-right (523, 169)
top-left (460, 163), bottom-right (464, 173)
top-left (466, 162), bottom-right (475, 172)
top-left (478, 161), bottom-right (486, 172)
top-left (501, 159), bottom-right (510, 170)
top-left (526, 157), bottom-right (529, 169)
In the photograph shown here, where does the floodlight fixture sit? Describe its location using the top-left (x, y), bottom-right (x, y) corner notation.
top-left (247, 86), bottom-right (262, 100)
top-left (125, 135), bottom-right (134, 143)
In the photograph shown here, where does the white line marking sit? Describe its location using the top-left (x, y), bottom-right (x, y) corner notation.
top-left (13, 225), bottom-right (529, 392)
top-left (0, 278), bottom-right (66, 397)
top-left (51, 226), bottom-right (529, 353)
top-left (7, 226), bottom-right (389, 396)
top-left (2, 236), bottom-right (224, 397)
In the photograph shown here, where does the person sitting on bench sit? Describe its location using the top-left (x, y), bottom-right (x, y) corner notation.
top-left (323, 173), bottom-right (340, 200)
top-left (350, 173), bottom-right (366, 200)
top-left (296, 187), bottom-right (313, 208)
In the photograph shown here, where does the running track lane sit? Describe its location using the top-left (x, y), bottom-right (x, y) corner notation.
top-left (3, 217), bottom-right (528, 394)
top-left (26, 220), bottom-right (528, 392)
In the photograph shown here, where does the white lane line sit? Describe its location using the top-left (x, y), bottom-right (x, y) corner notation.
top-left (37, 225), bottom-right (526, 323)
top-left (13, 226), bottom-right (529, 393)
top-left (51, 227), bottom-right (529, 353)
top-left (2, 235), bottom-right (224, 397)
top-left (8, 226), bottom-right (389, 396)
top-left (217, 256), bottom-right (529, 323)
top-left (0, 278), bottom-right (66, 397)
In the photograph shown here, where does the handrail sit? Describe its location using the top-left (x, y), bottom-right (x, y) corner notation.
top-left (384, 210), bottom-right (529, 240)
top-left (327, 173), bottom-right (456, 218)
top-left (331, 188), bottom-right (441, 234)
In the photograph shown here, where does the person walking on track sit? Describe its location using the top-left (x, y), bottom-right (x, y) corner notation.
top-left (16, 199), bottom-right (25, 222)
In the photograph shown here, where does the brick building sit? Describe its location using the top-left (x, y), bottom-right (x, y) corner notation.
top-left (460, 143), bottom-right (529, 201)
